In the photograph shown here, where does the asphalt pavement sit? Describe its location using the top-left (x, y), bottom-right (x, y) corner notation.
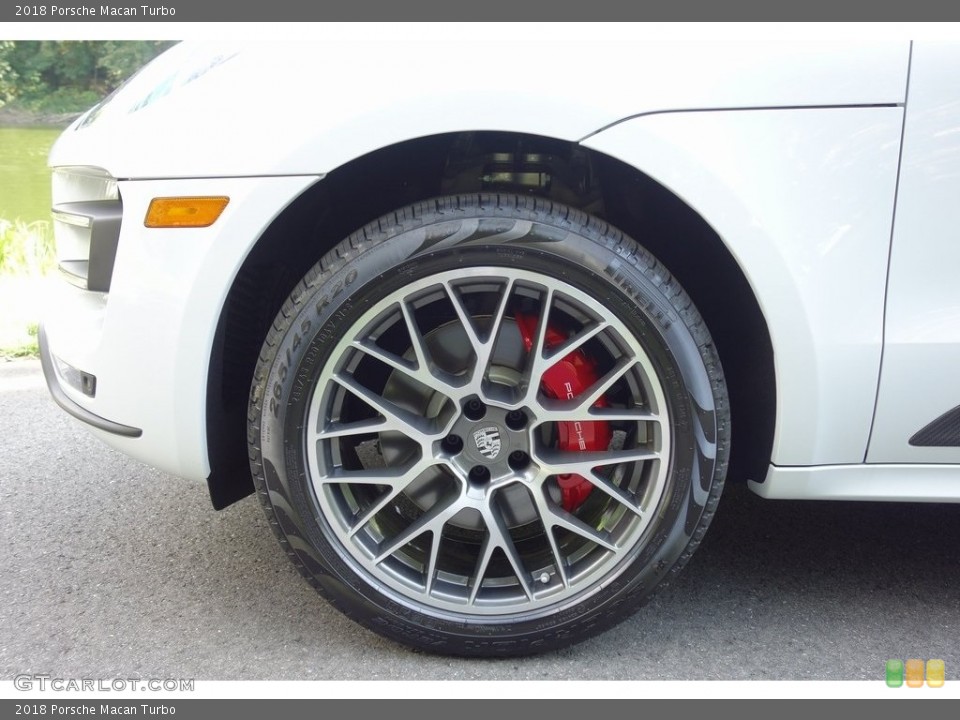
top-left (1, 357), bottom-right (958, 681)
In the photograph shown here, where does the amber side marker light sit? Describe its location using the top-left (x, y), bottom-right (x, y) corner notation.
top-left (144, 197), bottom-right (229, 228)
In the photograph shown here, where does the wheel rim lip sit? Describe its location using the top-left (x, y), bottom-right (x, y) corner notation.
top-left (303, 265), bottom-right (673, 619)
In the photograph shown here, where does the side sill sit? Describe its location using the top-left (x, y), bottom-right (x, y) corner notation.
top-left (38, 324), bottom-right (143, 439)
top-left (749, 464), bottom-right (960, 503)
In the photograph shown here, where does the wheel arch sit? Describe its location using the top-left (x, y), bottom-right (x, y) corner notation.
top-left (204, 131), bottom-right (776, 510)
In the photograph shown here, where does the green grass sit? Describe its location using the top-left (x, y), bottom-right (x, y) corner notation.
top-left (0, 322), bottom-right (39, 359)
top-left (1, 218), bottom-right (55, 358)
top-left (0, 124), bottom-right (60, 358)
top-left (0, 217), bottom-right (56, 276)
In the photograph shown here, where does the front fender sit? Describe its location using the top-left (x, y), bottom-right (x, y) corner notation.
top-left (583, 106), bottom-right (902, 465)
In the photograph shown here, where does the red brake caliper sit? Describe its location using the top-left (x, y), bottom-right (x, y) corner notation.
top-left (515, 313), bottom-right (611, 512)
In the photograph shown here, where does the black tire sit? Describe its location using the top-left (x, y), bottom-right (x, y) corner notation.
top-left (248, 194), bottom-right (729, 656)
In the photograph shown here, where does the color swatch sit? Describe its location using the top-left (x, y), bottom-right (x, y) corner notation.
top-left (886, 659), bottom-right (945, 688)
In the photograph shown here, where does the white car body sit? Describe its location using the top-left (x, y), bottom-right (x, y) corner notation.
top-left (40, 31), bottom-right (960, 654)
top-left (41, 33), bottom-right (960, 510)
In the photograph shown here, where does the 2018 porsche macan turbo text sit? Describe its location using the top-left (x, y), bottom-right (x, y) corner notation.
top-left (40, 35), bottom-right (960, 655)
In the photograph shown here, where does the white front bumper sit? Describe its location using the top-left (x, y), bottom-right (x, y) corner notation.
top-left (42, 173), bottom-right (319, 481)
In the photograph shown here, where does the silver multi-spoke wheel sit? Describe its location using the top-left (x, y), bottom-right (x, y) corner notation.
top-left (306, 268), bottom-right (671, 615)
top-left (251, 195), bottom-right (727, 655)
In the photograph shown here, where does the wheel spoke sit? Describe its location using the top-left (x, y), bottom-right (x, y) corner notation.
top-left (529, 318), bottom-right (608, 383)
top-left (579, 470), bottom-right (645, 518)
top-left (528, 492), bottom-right (570, 588)
top-left (534, 405), bottom-right (661, 425)
top-left (536, 447), bottom-right (659, 476)
top-left (348, 487), bottom-right (406, 538)
top-left (525, 288), bottom-right (555, 365)
top-left (518, 287), bottom-right (556, 400)
top-left (350, 340), bottom-right (421, 382)
top-left (467, 532), bottom-right (496, 605)
top-left (544, 529), bottom-right (569, 588)
top-left (399, 298), bottom-right (468, 391)
top-left (374, 496), bottom-right (461, 563)
top-left (576, 356), bottom-right (637, 409)
top-left (424, 529), bottom-right (443, 596)
top-left (318, 466), bottom-right (418, 485)
top-left (331, 372), bottom-right (436, 442)
top-left (533, 491), bottom-right (618, 552)
top-left (345, 463), bottom-right (438, 538)
top-left (466, 500), bottom-right (537, 605)
top-left (480, 504), bottom-right (534, 601)
top-left (353, 301), bottom-right (465, 394)
top-left (443, 277), bottom-right (515, 388)
top-left (398, 299), bottom-right (431, 372)
top-left (544, 320), bottom-right (609, 362)
top-left (314, 417), bottom-right (390, 440)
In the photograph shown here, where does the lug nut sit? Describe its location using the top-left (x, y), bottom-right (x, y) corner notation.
top-left (442, 434), bottom-right (464, 454)
top-left (508, 450), bottom-right (530, 471)
top-left (469, 465), bottom-right (491, 484)
top-left (464, 397), bottom-right (486, 420)
top-left (506, 410), bottom-right (528, 430)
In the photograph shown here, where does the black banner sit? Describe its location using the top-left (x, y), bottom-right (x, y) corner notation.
top-left (2, 699), bottom-right (960, 719)
top-left (3, 1), bottom-right (960, 22)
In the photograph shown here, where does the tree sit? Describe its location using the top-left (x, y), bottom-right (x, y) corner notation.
top-left (0, 41), bottom-right (177, 112)
top-left (97, 42), bottom-right (174, 88)
top-left (0, 41), bottom-right (19, 105)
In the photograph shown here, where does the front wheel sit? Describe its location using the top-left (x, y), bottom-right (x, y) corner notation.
top-left (248, 195), bottom-right (729, 656)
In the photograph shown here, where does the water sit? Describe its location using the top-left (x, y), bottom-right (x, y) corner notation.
top-left (0, 127), bottom-right (62, 223)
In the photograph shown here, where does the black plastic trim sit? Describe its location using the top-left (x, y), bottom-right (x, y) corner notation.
top-left (909, 405), bottom-right (960, 447)
top-left (38, 325), bottom-right (142, 438)
top-left (53, 199), bottom-right (123, 292)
